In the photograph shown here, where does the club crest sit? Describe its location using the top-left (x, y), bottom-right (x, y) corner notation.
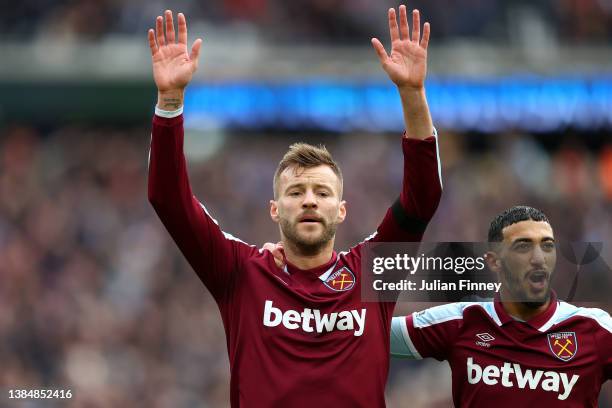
top-left (547, 332), bottom-right (578, 362)
top-left (323, 267), bottom-right (355, 292)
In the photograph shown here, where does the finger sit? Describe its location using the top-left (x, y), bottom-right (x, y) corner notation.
top-left (165, 10), bottom-right (175, 44)
top-left (190, 38), bottom-right (203, 66)
top-left (371, 38), bottom-right (389, 64)
top-left (178, 12), bottom-right (187, 45)
top-left (148, 29), bottom-right (158, 55)
top-left (271, 248), bottom-right (284, 260)
top-left (399, 5), bottom-right (409, 41)
top-left (272, 245), bottom-right (285, 268)
top-left (262, 243), bottom-right (276, 252)
top-left (412, 9), bottom-right (420, 43)
top-left (420, 22), bottom-right (430, 50)
top-left (388, 8), bottom-right (399, 43)
top-left (155, 16), bottom-right (165, 47)
top-left (272, 252), bottom-right (284, 268)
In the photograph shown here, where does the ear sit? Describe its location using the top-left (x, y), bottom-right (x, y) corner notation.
top-left (484, 251), bottom-right (502, 276)
top-left (270, 199), bottom-right (280, 223)
top-left (337, 200), bottom-right (347, 224)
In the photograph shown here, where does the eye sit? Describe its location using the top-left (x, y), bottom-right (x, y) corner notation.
top-left (288, 191), bottom-right (301, 197)
top-left (317, 191), bottom-right (330, 197)
top-left (513, 242), bottom-right (531, 252)
top-left (542, 241), bottom-right (556, 251)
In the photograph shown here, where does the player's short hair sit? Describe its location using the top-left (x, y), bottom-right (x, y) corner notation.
top-left (273, 143), bottom-right (343, 199)
top-left (488, 205), bottom-right (550, 243)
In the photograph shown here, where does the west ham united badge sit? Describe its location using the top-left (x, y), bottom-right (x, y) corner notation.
top-left (323, 267), bottom-right (355, 292)
top-left (547, 332), bottom-right (578, 362)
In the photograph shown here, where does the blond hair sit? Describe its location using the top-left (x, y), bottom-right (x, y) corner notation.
top-left (273, 143), bottom-right (343, 199)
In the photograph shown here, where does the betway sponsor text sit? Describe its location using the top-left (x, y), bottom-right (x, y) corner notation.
top-left (263, 300), bottom-right (366, 337)
top-left (466, 357), bottom-right (579, 401)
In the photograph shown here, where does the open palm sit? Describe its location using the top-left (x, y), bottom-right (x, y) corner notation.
top-left (148, 11), bottom-right (202, 92)
top-left (372, 7), bottom-right (430, 89)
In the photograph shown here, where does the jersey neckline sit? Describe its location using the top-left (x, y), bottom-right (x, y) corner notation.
top-left (284, 251), bottom-right (339, 279)
top-left (493, 290), bottom-right (558, 330)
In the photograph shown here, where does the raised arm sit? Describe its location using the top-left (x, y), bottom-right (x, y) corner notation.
top-left (372, 6), bottom-right (433, 140)
top-left (147, 11), bottom-right (248, 304)
top-left (367, 7), bottom-right (441, 243)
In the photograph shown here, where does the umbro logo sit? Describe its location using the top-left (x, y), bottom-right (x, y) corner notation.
top-left (475, 332), bottom-right (495, 347)
top-left (476, 333), bottom-right (495, 342)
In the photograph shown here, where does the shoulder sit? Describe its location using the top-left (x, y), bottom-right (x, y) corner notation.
top-left (543, 302), bottom-right (612, 334)
top-left (337, 231), bottom-right (380, 261)
top-left (411, 301), bottom-right (499, 328)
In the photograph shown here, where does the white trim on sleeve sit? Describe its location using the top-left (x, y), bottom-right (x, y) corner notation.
top-left (538, 301), bottom-right (612, 333)
top-left (155, 105), bottom-right (184, 118)
top-left (432, 127), bottom-right (443, 190)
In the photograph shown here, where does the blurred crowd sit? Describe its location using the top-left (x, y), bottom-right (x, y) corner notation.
top-left (4, 0), bottom-right (612, 44)
top-left (0, 123), bottom-right (611, 407)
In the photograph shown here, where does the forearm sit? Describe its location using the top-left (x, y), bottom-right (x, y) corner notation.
top-left (398, 132), bottom-right (442, 222)
top-left (148, 114), bottom-right (191, 209)
top-left (398, 86), bottom-right (433, 140)
top-left (148, 115), bottom-right (221, 275)
top-left (374, 132), bottom-right (442, 242)
top-left (150, 89), bottom-right (187, 205)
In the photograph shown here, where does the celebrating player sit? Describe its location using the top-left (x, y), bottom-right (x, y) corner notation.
top-left (391, 206), bottom-right (612, 406)
top-left (147, 7), bottom-right (441, 407)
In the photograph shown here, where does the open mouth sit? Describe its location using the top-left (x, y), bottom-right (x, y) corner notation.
top-left (527, 271), bottom-right (548, 291)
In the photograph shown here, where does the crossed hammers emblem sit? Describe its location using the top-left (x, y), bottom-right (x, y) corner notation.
top-left (554, 338), bottom-right (574, 357)
top-left (332, 273), bottom-right (353, 290)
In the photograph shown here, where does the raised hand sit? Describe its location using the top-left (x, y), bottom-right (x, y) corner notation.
top-left (371, 7), bottom-right (430, 90)
top-left (148, 10), bottom-right (202, 96)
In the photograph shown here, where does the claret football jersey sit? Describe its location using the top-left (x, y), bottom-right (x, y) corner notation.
top-left (391, 292), bottom-right (612, 407)
top-left (148, 114), bottom-right (442, 407)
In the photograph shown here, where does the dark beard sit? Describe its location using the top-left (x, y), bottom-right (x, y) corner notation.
top-left (500, 259), bottom-right (551, 305)
top-left (280, 218), bottom-right (337, 256)
top-left (521, 299), bottom-right (549, 309)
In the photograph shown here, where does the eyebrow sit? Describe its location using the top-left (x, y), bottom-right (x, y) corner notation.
top-left (284, 182), bottom-right (334, 192)
top-left (511, 237), bottom-right (555, 245)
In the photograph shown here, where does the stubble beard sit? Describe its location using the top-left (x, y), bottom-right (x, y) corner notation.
top-left (500, 260), bottom-right (551, 309)
top-left (280, 217), bottom-right (337, 256)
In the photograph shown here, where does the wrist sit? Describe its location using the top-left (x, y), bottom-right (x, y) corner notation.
top-left (157, 90), bottom-right (185, 110)
top-left (397, 85), bottom-right (425, 98)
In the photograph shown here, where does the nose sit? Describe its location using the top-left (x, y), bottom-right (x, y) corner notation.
top-left (530, 246), bottom-right (545, 267)
top-left (301, 190), bottom-right (318, 209)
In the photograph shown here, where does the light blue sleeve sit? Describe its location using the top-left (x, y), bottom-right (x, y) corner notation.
top-left (390, 316), bottom-right (420, 359)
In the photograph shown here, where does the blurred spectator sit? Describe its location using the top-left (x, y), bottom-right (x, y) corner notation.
top-left (2, 0), bottom-right (612, 43)
top-left (599, 145), bottom-right (612, 201)
top-left (553, 0), bottom-right (612, 43)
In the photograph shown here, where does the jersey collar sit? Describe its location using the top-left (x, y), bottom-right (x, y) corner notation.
top-left (283, 251), bottom-right (339, 279)
top-left (493, 290), bottom-right (558, 330)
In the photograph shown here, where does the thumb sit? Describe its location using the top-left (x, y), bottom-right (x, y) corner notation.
top-left (371, 38), bottom-right (389, 66)
top-left (190, 38), bottom-right (203, 67)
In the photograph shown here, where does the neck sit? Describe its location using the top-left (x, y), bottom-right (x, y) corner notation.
top-left (282, 238), bottom-right (335, 270)
top-left (500, 289), bottom-right (551, 321)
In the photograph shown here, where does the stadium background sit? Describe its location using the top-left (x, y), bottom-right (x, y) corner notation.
top-left (1, 0), bottom-right (611, 406)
